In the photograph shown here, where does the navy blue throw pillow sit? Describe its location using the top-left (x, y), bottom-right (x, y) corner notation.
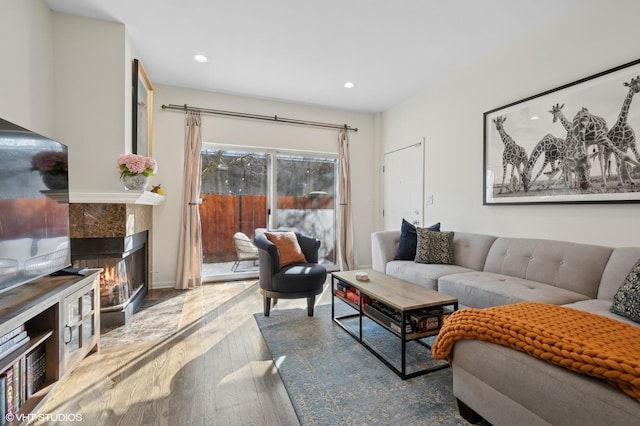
top-left (394, 219), bottom-right (440, 260)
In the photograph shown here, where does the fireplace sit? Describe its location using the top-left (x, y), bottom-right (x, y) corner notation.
top-left (68, 200), bottom-right (159, 328)
top-left (71, 231), bottom-right (148, 328)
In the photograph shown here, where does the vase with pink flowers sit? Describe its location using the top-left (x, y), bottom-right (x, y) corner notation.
top-left (117, 154), bottom-right (157, 191)
top-left (31, 150), bottom-right (69, 190)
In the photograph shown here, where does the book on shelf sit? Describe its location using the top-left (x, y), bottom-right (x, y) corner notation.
top-left (0, 343), bottom-right (47, 420)
top-left (19, 356), bottom-right (26, 408)
top-left (364, 302), bottom-right (413, 334)
top-left (4, 366), bottom-right (13, 418)
top-left (26, 345), bottom-right (46, 397)
top-left (336, 282), bottom-right (351, 293)
top-left (410, 307), bottom-right (453, 333)
top-left (0, 330), bottom-right (29, 358)
top-left (11, 361), bottom-right (20, 413)
top-left (0, 374), bottom-right (5, 426)
top-left (0, 324), bottom-right (25, 346)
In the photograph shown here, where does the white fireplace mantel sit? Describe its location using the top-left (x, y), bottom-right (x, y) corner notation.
top-left (69, 191), bottom-right (166, 205)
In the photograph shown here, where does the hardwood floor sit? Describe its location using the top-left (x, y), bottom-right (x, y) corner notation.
top-left (35, 279), bottom-right (331, 425)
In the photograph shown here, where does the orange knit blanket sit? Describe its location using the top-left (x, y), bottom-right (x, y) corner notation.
top-left (431, 302), bottom-right (640, 402)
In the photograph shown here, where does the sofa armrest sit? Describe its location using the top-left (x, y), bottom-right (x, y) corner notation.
top-left (371, 230), bottom-right (401, 272)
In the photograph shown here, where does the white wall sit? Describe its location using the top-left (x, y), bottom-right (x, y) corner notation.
top-left (0, 0), bottom-right (54, 135)
top-left (52, 13), bottom-right (130, 193)
top-left (151, 85), bottom-right (376, 288)
top-left (380, 0), bottom-right (640, 248)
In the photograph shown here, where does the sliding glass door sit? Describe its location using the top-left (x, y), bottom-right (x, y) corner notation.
top-left (273, 154), bottom-right (337, 266)
top-left (199, 148), bottom-right (268, 278)
top-left (200, 145), bottom-right (337, 280)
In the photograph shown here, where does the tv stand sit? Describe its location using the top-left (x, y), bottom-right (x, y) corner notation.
top-left (0, 270), bottom-right (100, 424)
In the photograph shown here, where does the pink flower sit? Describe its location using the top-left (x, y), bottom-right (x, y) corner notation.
top-left (32, 151), bottom-right (68, 173)
top-left (117, 154), bottom-right (157, 177)
top-left (144, 157), bottom-right (158, 174)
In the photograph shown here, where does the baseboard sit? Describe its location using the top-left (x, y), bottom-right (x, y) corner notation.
top-left (150, 281), bottom-right (175, 289)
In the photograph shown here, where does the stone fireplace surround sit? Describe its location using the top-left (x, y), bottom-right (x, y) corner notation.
top-left (69, 196), bottom-right (159, 328)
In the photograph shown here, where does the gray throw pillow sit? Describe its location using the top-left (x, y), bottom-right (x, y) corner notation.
top-left (414, 229), bottom-right (454, 265)
top-left (610, 258), bottom-right (640, 324)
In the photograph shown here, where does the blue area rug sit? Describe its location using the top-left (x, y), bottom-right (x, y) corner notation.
top-left (254, 302), bottom-right (472, 425)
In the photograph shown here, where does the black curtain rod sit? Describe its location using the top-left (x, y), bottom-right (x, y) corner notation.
top-left (161, 103), bottom-right (358, 132)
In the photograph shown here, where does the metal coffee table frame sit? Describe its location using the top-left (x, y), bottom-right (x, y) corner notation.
top-left (331, 270), bottom-right (458, 380)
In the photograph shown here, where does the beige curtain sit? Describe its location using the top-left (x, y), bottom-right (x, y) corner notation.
top-left (338, 129), bottom-right (355, 270)
top-left (175, 112), bottom-right (203, 289)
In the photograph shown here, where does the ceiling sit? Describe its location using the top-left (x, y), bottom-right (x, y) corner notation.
top-left (45, 0), bottom-right (580, 113)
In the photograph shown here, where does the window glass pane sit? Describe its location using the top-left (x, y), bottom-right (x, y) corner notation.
top-left (68, 325), bottom-right (80, 354)
top-left (200, 149), bottom-right (268, 273)
top-left (82, 290), bottom-right (94, 314)
top-left (275, 155), bottom-right (336, 265)
top-left (69, 299), bottom-right (81, 323)
top-left (83, 316), bottom-right (94, 342)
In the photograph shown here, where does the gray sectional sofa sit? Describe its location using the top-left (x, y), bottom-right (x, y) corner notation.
top-left (371, 229), bottom-right (640, 426)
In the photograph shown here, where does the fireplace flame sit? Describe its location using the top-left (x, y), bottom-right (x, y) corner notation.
top-left (100, 262), bottom-right (132, 307)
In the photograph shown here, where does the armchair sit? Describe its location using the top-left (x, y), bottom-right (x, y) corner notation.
top-left (254, 232), bottom-right (327, 316)
top-left (232, 232), bottom-right (259, 272)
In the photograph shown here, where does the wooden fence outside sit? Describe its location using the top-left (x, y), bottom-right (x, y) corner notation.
top-left (199, 193), bottom-right (334, 263)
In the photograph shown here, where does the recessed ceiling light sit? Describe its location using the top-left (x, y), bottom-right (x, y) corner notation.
top-left (194, 54), bottom-right (208, 63)
top-left (530, 116), bottom-right (540, 120)
top-left (344, 81), bottom-right (355, 89)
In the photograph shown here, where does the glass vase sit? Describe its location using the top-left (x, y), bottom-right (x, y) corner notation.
top-left (42, 172), bottom-right (68, 190)
top-left (122, 174), bottom-right (148, 191)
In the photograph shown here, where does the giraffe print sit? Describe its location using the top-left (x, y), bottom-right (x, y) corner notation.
top-left (571, 107), bottom-right (640, 189)
top-left (523, 133), bottom-right (564, 191)
top-left (605, 76), bottom-right (640, 185)
top-left (493, 116), bottom-right (528, 194)
top-left (548, 103), bottom-right (576, 188)
top-left (550, 103), bottom-right (572, 131)
top-left (552, 103), bottom-right (612, 189)
top-left (565, 108), bottom-right (593, 189)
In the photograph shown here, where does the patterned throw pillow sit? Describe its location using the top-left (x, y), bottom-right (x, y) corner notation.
top-left (394, 219), bottom-right (441, 260)
top-left (414, 229), bottom-right (454, 265)
top-left (610, 258), bottom-right (640, 323)
top-left (264, 231), bottom-right (308, 268)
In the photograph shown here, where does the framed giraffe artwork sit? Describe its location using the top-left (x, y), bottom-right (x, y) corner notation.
top-left (483, 58), bottom-right (640, 205)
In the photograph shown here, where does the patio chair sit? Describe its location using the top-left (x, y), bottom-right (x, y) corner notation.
top-left (254, 231), bottom-right (327, 316)
top-left (232, 232), bottom-right (259, 272)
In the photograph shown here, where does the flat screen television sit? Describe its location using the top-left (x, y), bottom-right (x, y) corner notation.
top-left (0, 118), bottom-right (71, 294)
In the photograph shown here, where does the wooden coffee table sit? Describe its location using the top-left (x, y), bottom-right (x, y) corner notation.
top-left (332, 269), bottom-right (458, 379)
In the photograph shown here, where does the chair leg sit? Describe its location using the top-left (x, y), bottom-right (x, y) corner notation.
top-left (263, 295), bottom-right (271, 316)
top-left (232, 261), bottom-right (239, 272)
top-left (307, 295), bottom-right (316, 316)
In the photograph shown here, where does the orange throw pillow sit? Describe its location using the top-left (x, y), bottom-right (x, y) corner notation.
top-left (264, 231), bottom-right (308, 268)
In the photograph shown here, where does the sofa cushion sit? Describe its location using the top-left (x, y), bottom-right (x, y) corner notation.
top-left (598, 247), bottom-right (640, 300)
top-left (394, 219), bottom-right (440, 261)
top-left (610, 258), bottom-right (640, 323)
top-left (563, 299), bottom-right (639, 327)
top-left (438, 271), bottom-right (590, 308)
top-left (385, 260), bottom-right (473, 291)
top-left (483, 237), bottom-right (612, 299)
top-left (449, 232), bottom-right (497, 271)
top-left (415, 229), bottom-right (454, 264)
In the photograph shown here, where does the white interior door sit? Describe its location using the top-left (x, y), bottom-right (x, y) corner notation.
top-left (383, 139), bottom-right (424, 230)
